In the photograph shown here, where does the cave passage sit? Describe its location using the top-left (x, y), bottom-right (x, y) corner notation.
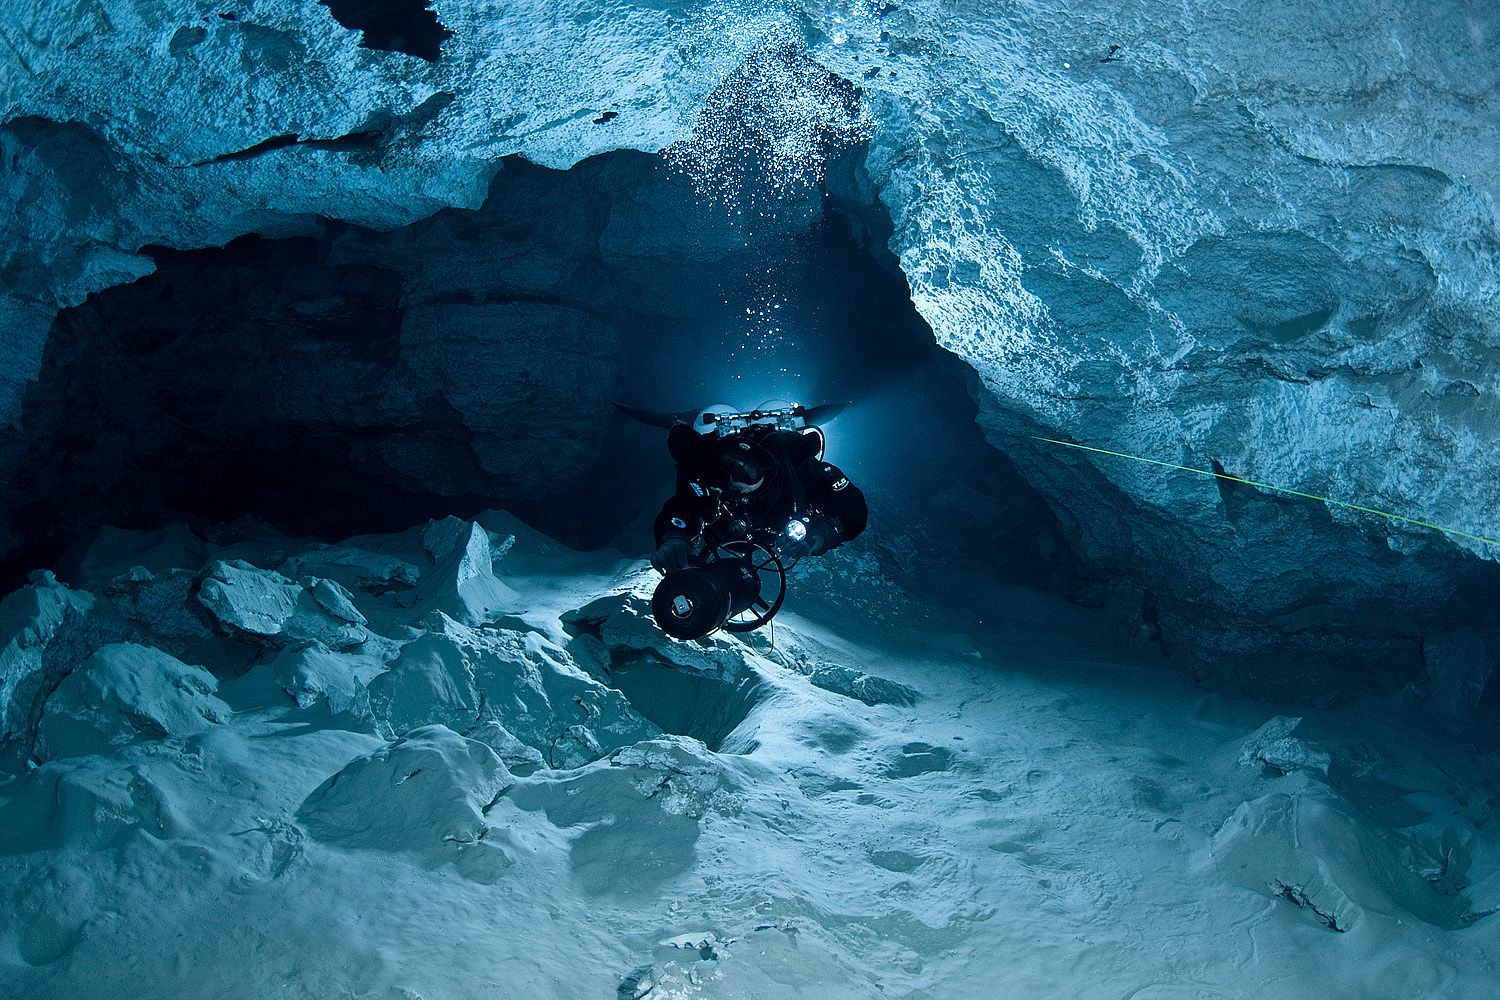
top-left (5, 151), bottom-right (1070, 600)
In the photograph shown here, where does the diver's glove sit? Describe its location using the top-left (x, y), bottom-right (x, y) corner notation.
top-left (778, 517), bottom-right (837, 561)
top-left (651, 536), bottom-right (692, 573)
top-left (775, 519), bottom-right (813, 562)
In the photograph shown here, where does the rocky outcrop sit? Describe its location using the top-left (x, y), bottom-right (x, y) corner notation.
top-left (33, 643), bottom-right (230, 761)
top-left (1, 1), bottom-right (1495, 684)
top-left (298, 724), bottom-right (513, 849)
top-left (0, 574), bottom-right (98, 742)
top-left (198, 560), bottom-right (370, 650)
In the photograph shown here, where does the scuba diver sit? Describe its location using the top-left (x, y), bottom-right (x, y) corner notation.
top-left (621, 402), bottom-right (867, 640)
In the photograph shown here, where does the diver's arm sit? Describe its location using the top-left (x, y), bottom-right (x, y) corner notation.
top-left (795, 457), bottom-right (868, 553)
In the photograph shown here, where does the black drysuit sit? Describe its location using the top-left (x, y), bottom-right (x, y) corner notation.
top-left (652, 424), bottom-right (868, 564)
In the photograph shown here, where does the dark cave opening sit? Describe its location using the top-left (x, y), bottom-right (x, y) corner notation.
top-left (320, 0), bottom-right (454, 61)
top-left (2, 151), bottom-right (1074, 605)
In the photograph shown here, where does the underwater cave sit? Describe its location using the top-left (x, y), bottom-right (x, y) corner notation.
top-left (1, 2), bottom-right (1498, 997)
top-left (4, 150), bottom-right (1070, 608)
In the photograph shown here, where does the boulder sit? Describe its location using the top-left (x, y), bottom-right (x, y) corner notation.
top-left (270, 642), bottom-right (367, 716)
top-left (0, 575), bottom-right (97, 742)
top-left (406, 521), bottom-right (519, 627)
top-left (198, 560), bottom-right (368, 650)
top-left (467, 720), bottom-right (547, 776)
top-left (198, 560), bottom-right (300, 635)
top-left (366, 619), bottom-right (484, 737)
top-left (1238, 716), bottom-right (1331, 777)
top-left (366, 612), bottom-right (658, 767)
top-left (77, 523), bottom-right (209, 583)
top-left (469, 623), bottom-right (660, 768)
top-left (279, 543), bottom-right (421, 596)
top-left (99, 568), bottom-right (226, 667)
top-left (0, 755), bottom-right (187, 851)
top-left (297, 725), bottom-right (512, 850)
top-left (1205, 787), bottom-right (1466, 932)
top-left (306, 577), bottom-right (367, 625)
top-left (34, 643), bottom-right (230, 761)
top-left (808, 665), bottom-right (918, 707)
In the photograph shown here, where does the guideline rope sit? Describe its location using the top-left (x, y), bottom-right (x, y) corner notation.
top-left (1031, 436), bottom-right (1500, 548)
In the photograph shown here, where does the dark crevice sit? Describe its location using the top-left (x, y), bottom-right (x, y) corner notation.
top-left (1273, 881), bottom-right (1346, 932)
top-left (320, 0), bottom-right (453, 61)
top-left (188, 93), bottom-right (456, 168)
top-left (193, 133), bottom-right (301, 166)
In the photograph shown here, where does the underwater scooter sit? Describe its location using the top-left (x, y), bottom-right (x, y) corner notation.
top-left (617, 401), bottom-right (848, 640)
top-left (649, 484), bottom-right (800, 640)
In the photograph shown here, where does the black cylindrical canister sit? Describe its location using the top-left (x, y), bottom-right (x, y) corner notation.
top-left (651, 558), bottom-right (760, 640)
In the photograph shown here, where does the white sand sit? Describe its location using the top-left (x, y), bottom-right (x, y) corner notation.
top-left (1, 515), bottom-right (1495, 998)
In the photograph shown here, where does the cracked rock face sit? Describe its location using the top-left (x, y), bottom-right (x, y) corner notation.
top-left (1, 0), bottom-right (1496, 681)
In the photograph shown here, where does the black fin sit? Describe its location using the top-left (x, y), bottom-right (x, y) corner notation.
top-left (613, 402), bottom-right (702, 429)
top-left (801, 402), bottom-right (849, 426)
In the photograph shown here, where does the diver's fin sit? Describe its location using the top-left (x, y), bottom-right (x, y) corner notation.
top-left (613, 403), bottom-right (701, 429)
top-left (801, 402), bottom-right (849, 426)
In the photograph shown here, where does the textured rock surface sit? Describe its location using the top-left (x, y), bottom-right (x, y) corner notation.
top-left (198, 560), bottom-right (370, 649)
top-left (835, 1), bottom-right (1500, 680)
top-left (269, 641), bottom-right (366, 713)
top-left (33, 642), bottom-right (230, 761)
top-left (298, 724), bottom-right (513, 849)
top-left (405, 521), bottom-right (520, 626)
top-left (0, 575), bottom-right (97, 741)
top-left (0, 513), bottom-right (1495, 997)
top-left (1205, 782), bottom-right (1469, 933)
top-left (1, 0), bottom-right (1496, 678)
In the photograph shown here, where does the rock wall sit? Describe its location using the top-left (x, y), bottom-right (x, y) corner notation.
top-left (2, 1), bottom-right (1497, 687)
top-left (829, 1), bottom-right (1500, 682)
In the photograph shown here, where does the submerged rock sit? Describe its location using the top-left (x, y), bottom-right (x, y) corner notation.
top-left (0, 575), bottom-right (98, 743)
top-left (100, 568), bottom-right (221, 662)
top-left (298, 725), bottom-right (512, 850)
top-left (279, 543), bottom-right (421, 596)
top-left (366, 616), bottom-right (485, 736)
top-left (198, 560), bottom-right (301, 636)
top-left (0, 754), bottom-right (188, 851)
top-left (407, 520), bottom-right (519, 627)
top-left (467, 719), bottom-right (547, 776)
top-left (808, 665), bottom-right (918, 708)
top-left (33, 643), bottom-right (230, 761)
top-left (270, 642), bottom-right (367, 716)
top-left (306, 577), bottom-right (367, 625)
top-left (1205, 787), bottom-right (1467, 932)
top-left (77, 524), bottom-right (209, 583)
top-left (367, 612), bottom-right (659, 767)
top-left (1238, 716), bottom-right (1332, 777)
top-left (198, 560), bottom-right (369, 650)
